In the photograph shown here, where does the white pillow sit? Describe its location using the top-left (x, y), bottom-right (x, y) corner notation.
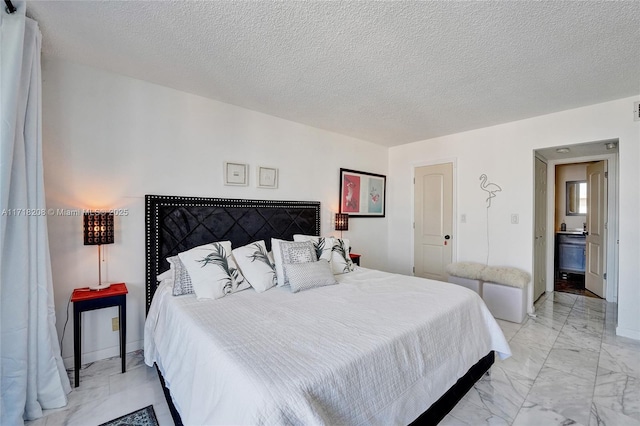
top-left (157, 269), bottom-right (173, 282)
top-left (178, 241), bottom-right (248, 299)
top-left (293, 235), bottom-right (334, 262)
top-left (233, 241), bottom-right (277, 293)
top-left (330, 238), bottom-right (355, 274)
top-left (285, 260), bottom-right (338, 293)
top-left (156, 269), bottom-right (175, 292)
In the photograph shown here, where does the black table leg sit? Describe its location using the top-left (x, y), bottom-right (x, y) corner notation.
top-left (119, 299), bottom-right (126, 373)
top-left (73, 304), bottom-right (81, 387)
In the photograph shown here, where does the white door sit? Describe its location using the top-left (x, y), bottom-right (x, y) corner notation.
top-left (586, 160), bottom-right (607, 298)
top-left (414, 163), bottom-right (453, 281)
top-left (533, 157), bottom-right (547, 301)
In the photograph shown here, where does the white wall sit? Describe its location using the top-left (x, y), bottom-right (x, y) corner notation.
top-left (42, 59), bottom-right (389, 365)
top-left (388, 97), bottom-right (640, 340)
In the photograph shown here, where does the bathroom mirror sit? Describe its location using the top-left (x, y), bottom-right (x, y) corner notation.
top-left (566, 180), bottom-right (587, 215)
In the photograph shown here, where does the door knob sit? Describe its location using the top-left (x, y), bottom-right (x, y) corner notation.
top-left (444, 235), bottom-right (451, 240)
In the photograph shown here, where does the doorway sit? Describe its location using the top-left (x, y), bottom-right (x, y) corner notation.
top-left (534, 140), bottom-right (619, 303)
top-left (413, 162), bottom-right (453, 281)
top-left (554, 161), bottom-right (605, 298)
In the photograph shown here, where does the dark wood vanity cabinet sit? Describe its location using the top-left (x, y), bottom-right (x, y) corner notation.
top-left (556, 233), bottom-right (586, 276)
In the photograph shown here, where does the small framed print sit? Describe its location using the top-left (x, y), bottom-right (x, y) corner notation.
top-left (257, 166), bottom-right (278, 189)
top-left (224, 162), bottom-right (249, 186)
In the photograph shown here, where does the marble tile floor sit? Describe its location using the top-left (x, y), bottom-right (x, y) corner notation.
top-left (27, 292), bottom-right (639, 426)
top-left (442, 292), bottom-right (640, 426)
top-left (25, 350), bottom-right (173, 426)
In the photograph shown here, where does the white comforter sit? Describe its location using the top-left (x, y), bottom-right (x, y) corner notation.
top-left (145, 268), bottom-right (510, 425)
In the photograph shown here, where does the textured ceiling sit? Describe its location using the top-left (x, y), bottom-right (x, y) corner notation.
top-left (26, 1), bottom-right (640, 147)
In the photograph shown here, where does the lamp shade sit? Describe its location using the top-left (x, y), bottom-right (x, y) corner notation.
top-left (335, 213), bottom-right (349, 231)
top-left (84, 212), bottom-right (114, 245)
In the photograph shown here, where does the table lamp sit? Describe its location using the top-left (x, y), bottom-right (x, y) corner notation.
top-left (335, 213), bottom-right (349, 239)
top-left (84, 212), bottom-right (114, 290)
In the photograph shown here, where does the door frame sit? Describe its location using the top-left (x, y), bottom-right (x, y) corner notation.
top-left (533, 155), bottom-right (548, 303)
top-left (411, 158), bottom-right (458, 275)
top-left (545, 153), bottom-right (619, 301)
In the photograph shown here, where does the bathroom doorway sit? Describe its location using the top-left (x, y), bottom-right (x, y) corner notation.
top-left (534, 140), bottom-right (619, 303)
top-left (554, 161), bottom-right (602, 298)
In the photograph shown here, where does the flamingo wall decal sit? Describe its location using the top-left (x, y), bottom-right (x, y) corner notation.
top-left (479, 173), bottom-right (503, 264)
top-left (479, 174), bottom-right (502, 208)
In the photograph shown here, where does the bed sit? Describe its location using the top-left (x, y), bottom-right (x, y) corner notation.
top-left (144, 195), bottom-right (510, 425)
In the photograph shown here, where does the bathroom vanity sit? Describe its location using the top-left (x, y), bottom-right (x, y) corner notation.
top-left (555, 231), bottom-right (586, 277)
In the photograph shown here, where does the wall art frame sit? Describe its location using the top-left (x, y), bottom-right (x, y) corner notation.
top-left (339, 168), bottom-right (386, 217)
top-left (224, 162), bottom-right (249, 186)
top-left (257, 166), bottom-right (279, 189)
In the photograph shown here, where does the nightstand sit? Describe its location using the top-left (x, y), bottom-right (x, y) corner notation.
top-left (349, 253), bottom-right (361, 266)
top-left (71, 283), bottom-right (128, 387)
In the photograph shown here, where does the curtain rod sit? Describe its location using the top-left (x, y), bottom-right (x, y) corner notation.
top-left (5, 0), bottom-right (16, 14)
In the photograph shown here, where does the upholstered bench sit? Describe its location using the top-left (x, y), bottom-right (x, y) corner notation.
top-left (480, 266), bottom-right (530, 324)
top-left (445, 262), bottom-right (486, 296)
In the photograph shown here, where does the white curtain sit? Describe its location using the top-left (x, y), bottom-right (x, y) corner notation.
top-left (1, 3), bottom-right (70, 425)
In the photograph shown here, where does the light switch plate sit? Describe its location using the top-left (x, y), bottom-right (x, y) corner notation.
top-left (511, 214), bottom-right (519, 224)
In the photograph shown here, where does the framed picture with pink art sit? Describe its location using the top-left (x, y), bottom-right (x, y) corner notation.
top-left (339, 168), bottom-right (386, 217)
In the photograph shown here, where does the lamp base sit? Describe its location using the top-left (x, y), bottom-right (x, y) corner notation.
top-left (89, 283), bottom-right (111, 291)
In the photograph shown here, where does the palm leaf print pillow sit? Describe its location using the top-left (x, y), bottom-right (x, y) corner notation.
top-left (293, 235), bottom-right (334, 262)
top-left (331, 238), bottom-right (355, 274)
top-left (178, 241), bottom-right (248, 299)
top-left (232, 241), bottom-right (277, 293)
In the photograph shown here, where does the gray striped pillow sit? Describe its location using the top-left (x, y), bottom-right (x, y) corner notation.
top-left (167, 255), bottom-right (194, 296)
top-left (284, 260), bottom-right (338, 293)
top-left (280, 241), bottom-right (316, 286)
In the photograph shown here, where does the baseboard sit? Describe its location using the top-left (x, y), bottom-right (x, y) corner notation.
top-left (616, 326), bottom-right (640, 341)
top-left (63, 340), bottom-right (143, 369)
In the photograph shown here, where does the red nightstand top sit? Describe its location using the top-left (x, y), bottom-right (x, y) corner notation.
top-left (71, 283), bottom-right (127, 302)
top-left (349, 253), bottom-right (361, 258)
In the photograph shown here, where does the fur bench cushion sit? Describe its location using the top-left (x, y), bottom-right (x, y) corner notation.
top-left (445, 262), bottom-right (487, 280)
top-left (481, 266), bottom-right (530, 289)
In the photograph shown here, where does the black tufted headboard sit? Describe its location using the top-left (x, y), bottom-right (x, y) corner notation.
top-left (145, 195), bottom-right (321, 313)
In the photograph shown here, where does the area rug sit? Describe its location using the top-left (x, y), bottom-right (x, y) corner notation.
top-left (99, 405), bottom-right (159, 426)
